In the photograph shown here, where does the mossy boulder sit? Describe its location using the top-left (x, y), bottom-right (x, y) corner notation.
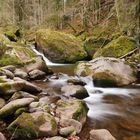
top-left (8, 112), bottom-right (58, 139)
top-left (61, 84), bottom-right (89, 99)
top-left (75, 57), bottom-right (137, 87)
top-left (0, 42), bottom-right (36, 67)
top-left (0, 41), bottom-right (48, 73)
top-left (56, 99), bottom-right (88, 125)
top-left (0, 68), bottom-right (14, 79)
top-left (0, 98), bottom-right (34, 118)
top-left (36, 29), bottom-right (87, 63)
top-left (94, 36), bottom-right (137, 58)
top-left (84, 37), bottom-right (110, 59)
top-left (0, 81), bottom-right (26, 95)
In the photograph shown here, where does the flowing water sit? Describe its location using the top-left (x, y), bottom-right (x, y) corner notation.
top-left (32, 48), bottom-right (140, 140)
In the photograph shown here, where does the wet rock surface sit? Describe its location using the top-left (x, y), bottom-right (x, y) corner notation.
top-left (90, 129), bottom-right (116, 140)
top-left (61, 84), bottom-right (89, 99)
top-left (75, 57), bottom-right (137, 87)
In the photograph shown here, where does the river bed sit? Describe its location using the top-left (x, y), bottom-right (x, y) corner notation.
top-left (32, 63), bottom-right (140, 140)
top-left (31, 47), bottom-right (140, 140)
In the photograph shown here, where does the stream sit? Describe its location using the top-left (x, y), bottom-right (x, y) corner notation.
top-left (32, 48), bottom-right (140, 140)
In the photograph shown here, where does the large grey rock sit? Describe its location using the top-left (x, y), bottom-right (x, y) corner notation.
top-left (2, 65), bottom-right (16, 73)
top-left (14, 77), bottom-right (42, 93)
top-left (75, 57), bottom-right (137, 86)
top-left (25, 56), bottom-right (48, 73)
top-left (0, 81), bottom-right (25, 95)
top-left (29, 69), bottom-right (46, 80)
top-left (14, 69), bottom-right (28, 80)
top-left (0, 98), bottom-right (34, 118)
top-left (0, 68), bottom-right (14, 79)
top-left (61, 84), bottom-right (89, 99)
top-left (8, 112), bottom-right (58, 139)
top-left (9, 91), bottom-right (38, 101)
top-left (56, 99), bottom-right (88, 125)
top-left (36, 29), bottom-right (87, 63)
top-left (90, 129), bottom-right (116, 140)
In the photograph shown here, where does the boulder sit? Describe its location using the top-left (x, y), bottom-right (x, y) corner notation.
top-left (8, 112), bottom-right (58, 139)
top-left (14, 69), bottom-right (28, 80)
top-left (75, 57), bottom-right (137, 86)
top-left (36, 29), bottom-right (87, 63)
top-left (56, 99), bottom-right (88, 125)
top-left (0, 42), bottom-right (36, 67)
top-left (2, 65), bottom-right (16, 73)
top-left (0, 98), bottom-right (34, 118)
top-left (61, 84), bottom-right (89, 99)
top-left (9, 91), bottom-right (38, 101)
top-left (90, 129), bottom-right (116, 140)
top-left (14, 77), bottom-right (42, 93)
top-left (29, 69), bottom-right (46, 80)
top-left (0, 68), bottom-right (14, 79)
top-left (0, 81), bottom-right (25, 95)
top-left (25, 56), bottom-right (48, 73)
top-left (0, 41), bottom-right (48, 74)
top-left (94, 36), bottom-right (137, 58)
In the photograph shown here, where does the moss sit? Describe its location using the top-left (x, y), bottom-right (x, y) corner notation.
top-left (0, 78), bottom-right (6, 83)
top-left (43, 104), bottom-right (50, 113)
top-left (72, 100), bottom-right (88, 121)
top-left (56, 100), bottom-right (67, 107)
top-left (0, 55), bottom-right (24, 67)
top-left (0, 25), bottom-right (20, 42)
top-left (50, 116), bottom-right (57, 130)
top-left (36, 29), bottom-right (87, 63)
top-left (94, 36), bottom-right (137, 58)
top-left (15, 107), bottom-right (28, 117)
top-left (0, 82), bottom-right (11, 95)
top-left (84, 37), bottom-right (111, 58)
top-left (8, 113), bottom-right (38, 139)
top-left (0, 41), bottom-right (37, 67)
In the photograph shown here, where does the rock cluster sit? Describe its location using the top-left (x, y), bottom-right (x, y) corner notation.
top-left (0, 65), bottom-right (89, 140)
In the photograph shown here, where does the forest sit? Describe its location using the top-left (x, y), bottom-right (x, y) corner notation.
top-left (0, 0), bottom-right (140, 140)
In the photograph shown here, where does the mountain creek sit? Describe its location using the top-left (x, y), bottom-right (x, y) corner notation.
top-left (0, 38), bottom-right (139, 140)
top-left (30, 49), bottom-right (140, 140)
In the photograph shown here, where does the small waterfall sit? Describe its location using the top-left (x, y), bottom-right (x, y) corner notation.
top-left (30, 45), bottom-right (65, 66)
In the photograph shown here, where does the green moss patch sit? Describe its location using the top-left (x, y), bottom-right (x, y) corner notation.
top-left (94, 36), bottom-right (137, 58)
top-left (36, 29), bottom-right (87, 63)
